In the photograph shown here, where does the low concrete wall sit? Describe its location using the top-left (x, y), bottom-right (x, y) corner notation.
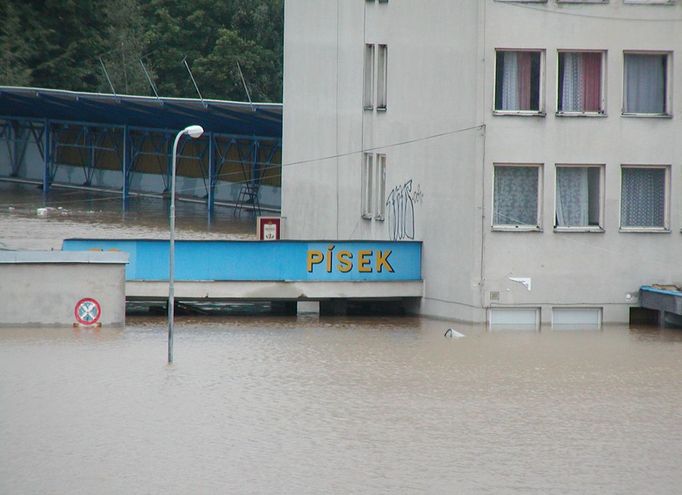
top-left (0, 251), bottom-right (128, 326)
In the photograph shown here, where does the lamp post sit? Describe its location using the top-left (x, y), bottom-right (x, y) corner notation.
top-left (168, 124), bottom-right (204, 364)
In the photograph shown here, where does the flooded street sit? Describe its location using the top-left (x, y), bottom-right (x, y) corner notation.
top-left (2, 182), bottom-right (682, 494)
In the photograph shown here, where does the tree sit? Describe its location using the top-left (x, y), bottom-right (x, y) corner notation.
top-left (0, 0), bottom-right (284, 102)
top-left (98, 0), bottom-right (152, 95)
top-left (0, 3), bottom-right (34, 86)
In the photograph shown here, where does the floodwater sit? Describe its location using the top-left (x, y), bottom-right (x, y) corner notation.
top-left (2, 182), bottom-right (682, 494)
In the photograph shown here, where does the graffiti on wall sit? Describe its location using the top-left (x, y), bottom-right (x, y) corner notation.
top-left (386, 180), bottom-right (423, 241)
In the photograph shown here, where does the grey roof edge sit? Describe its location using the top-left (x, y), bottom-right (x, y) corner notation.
top-left (0, 85), bottom-right (282, 109)
top-left (0, 250), bottom-right (129, 264)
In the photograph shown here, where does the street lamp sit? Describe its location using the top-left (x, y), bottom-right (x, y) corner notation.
top-left (168, 124), bottom-right (204, 364)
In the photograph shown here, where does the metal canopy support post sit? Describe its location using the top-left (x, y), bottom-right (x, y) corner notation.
top-left (42, 119), bottom-right (51, 193)
top-left (207, 132), bottom-right (215, 218)
top-left (122, 125), bottom-right (130, 209)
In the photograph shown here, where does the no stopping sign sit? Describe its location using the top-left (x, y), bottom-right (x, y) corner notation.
top-left (74, 298), bottom-right (102, 325)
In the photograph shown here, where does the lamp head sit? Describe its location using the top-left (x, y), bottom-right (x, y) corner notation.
top-left (184, 125), bottom-right (204, 139)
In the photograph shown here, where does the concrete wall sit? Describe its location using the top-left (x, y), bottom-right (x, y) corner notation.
top-left (282, 0), bottom-right (682, 324)
top-left (283, 0), bottom-right (485, 322)
top-left (0, 251), bottom-right (128, 326)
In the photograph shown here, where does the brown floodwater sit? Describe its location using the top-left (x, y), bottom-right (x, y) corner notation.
top-left (1, 182), bottom-right (682, 494)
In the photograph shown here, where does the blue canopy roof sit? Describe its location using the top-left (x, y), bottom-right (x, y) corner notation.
top-left (0, 86), bottom-right (282, 139)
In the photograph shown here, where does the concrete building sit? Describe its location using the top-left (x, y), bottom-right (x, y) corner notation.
top-left (282, 0), bottom-right (682, 326)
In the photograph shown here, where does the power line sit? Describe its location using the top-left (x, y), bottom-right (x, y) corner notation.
top-left (498, 1), bottom-right (682, 22)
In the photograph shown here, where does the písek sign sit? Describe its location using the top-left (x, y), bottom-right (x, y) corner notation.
top-left (307, 245), bottom-right (394, 274)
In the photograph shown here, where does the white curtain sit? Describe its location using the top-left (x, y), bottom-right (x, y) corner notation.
top-left (501, 52), bottom-right (519, 111)
top-left (494, 167), bottom-right (538, 226)
top-left (621, 168), bottom-right (665, 227)
top-left (625, 54), bottom-right (665, 114)
top-left (556, 168), bottom-right (589, 227)
top-left (561, 53), bottom-right (584, 112)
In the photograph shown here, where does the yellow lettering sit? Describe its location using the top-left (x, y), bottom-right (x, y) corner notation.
top-left (307, 250), bottom-right (324, 272)
top-left (375, 250), bottom-right (394, 273)
top-left (337, 251), bottom-right (353, 273)
top-left (326, 245), bottom-right (335, 273)
top-left (358, 250), bottom-right (372, 272)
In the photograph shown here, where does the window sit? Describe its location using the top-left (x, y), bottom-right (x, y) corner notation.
top-left (555, 165), bottom-right (603, 230)
top-left (361, 152), bottom-right (387, 220)
top-left (624, 0), bottom-right (675, 4)
top-left (620, 166), bottom-right (669, 230)
top-left (623, 53), bottom-right (670, 115)
top-left (361, 153), bottom-right (374, 218)
top-left (494, 50), bottom-right (543, 113)
top-left (558, 51), bottom-right (605, 114)
top-left (375, 154), bottom-right (386, 220)
top-left (377, 45), bottom-right (388, 110)
top-left (489, 308), bottom-right (540, 332)
top-left (493, 164), bottom-right (542, 229)
top-left (363, 44), bottom-right (375, 110)
top-left (552, 308), bottom-right (602, 330)
top-left (364, 43), bottom-right (388, 111)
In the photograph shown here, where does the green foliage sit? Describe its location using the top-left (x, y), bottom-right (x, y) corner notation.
top-left (0, 0), bottom-right (283, 102)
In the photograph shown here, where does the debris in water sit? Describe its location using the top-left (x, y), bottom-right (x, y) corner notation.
top-left (444, 328), bottom-right (465, 338)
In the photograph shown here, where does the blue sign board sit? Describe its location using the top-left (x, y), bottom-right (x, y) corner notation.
top-left (62, 239), bottom-right (422, 282)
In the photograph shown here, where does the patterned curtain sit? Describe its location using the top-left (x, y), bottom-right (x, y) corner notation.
top-left (625, 54), bottom-right (665, 114)
top-left (556, 167), bottom-right (589, 227)
top-left (560, 53), bottom-right (601, 112)
top-left (494, 167), bottom-right (538, 226)
top-left (501, 52), bottom-right (519, 110)
top-left (621, 168), bottom-right (665, 227)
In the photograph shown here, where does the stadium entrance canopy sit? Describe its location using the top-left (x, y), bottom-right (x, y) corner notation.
top-left (0, 86), bottom-right (282, 215)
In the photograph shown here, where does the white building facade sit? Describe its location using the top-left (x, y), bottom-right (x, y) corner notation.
top-left (282, 0), bottom-right (682, 326)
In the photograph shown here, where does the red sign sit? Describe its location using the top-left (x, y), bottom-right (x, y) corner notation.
top-left (257, 217), bottom-right (281, 240)
top-left (74, 298), bottom-right (102, 325)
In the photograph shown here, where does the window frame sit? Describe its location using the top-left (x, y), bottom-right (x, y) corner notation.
top-left (553, 164), bottom-right (605, 232)
top-left (556, 50), bottom-right (607, 117)
top-left (376, 44), bottom-right (388, 111)
top-left (361, 152), bottom-right (387, 221)
top-left (492, 163), bottom-right (543, 232)
top-left (361, 153), bottom-right (374, 219)
top-left (375, 154), bottom-right (386, 221)
top-left (622, 51), bottom-right (672, 117)
top-left (624, 0), bottom-right (676, 4)
top-left (493, 49), bottom-right (546, 116)
top-left (619, 164), bottom-right (670, 232)
top-left (556, 0), bottom-right (607, 3)
top-left (363, 44), bottom-right (375, 111)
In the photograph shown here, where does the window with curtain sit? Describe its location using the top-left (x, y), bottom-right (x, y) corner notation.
top-left (555, 166), bottom-right (602, 229)
top-left (495, 51), bottom-right (542, 112)
top-left (493, 165), bottom-right (540, 227)
top-left (558, 52), bottom-right (604, 113)
top-left (623, 53), bottom-right (669, 115)
top-left (620, 167), bottom-right (668, 229)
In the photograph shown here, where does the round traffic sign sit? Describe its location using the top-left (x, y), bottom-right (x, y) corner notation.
top-left (74, 298), bottom-right (102, 325)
